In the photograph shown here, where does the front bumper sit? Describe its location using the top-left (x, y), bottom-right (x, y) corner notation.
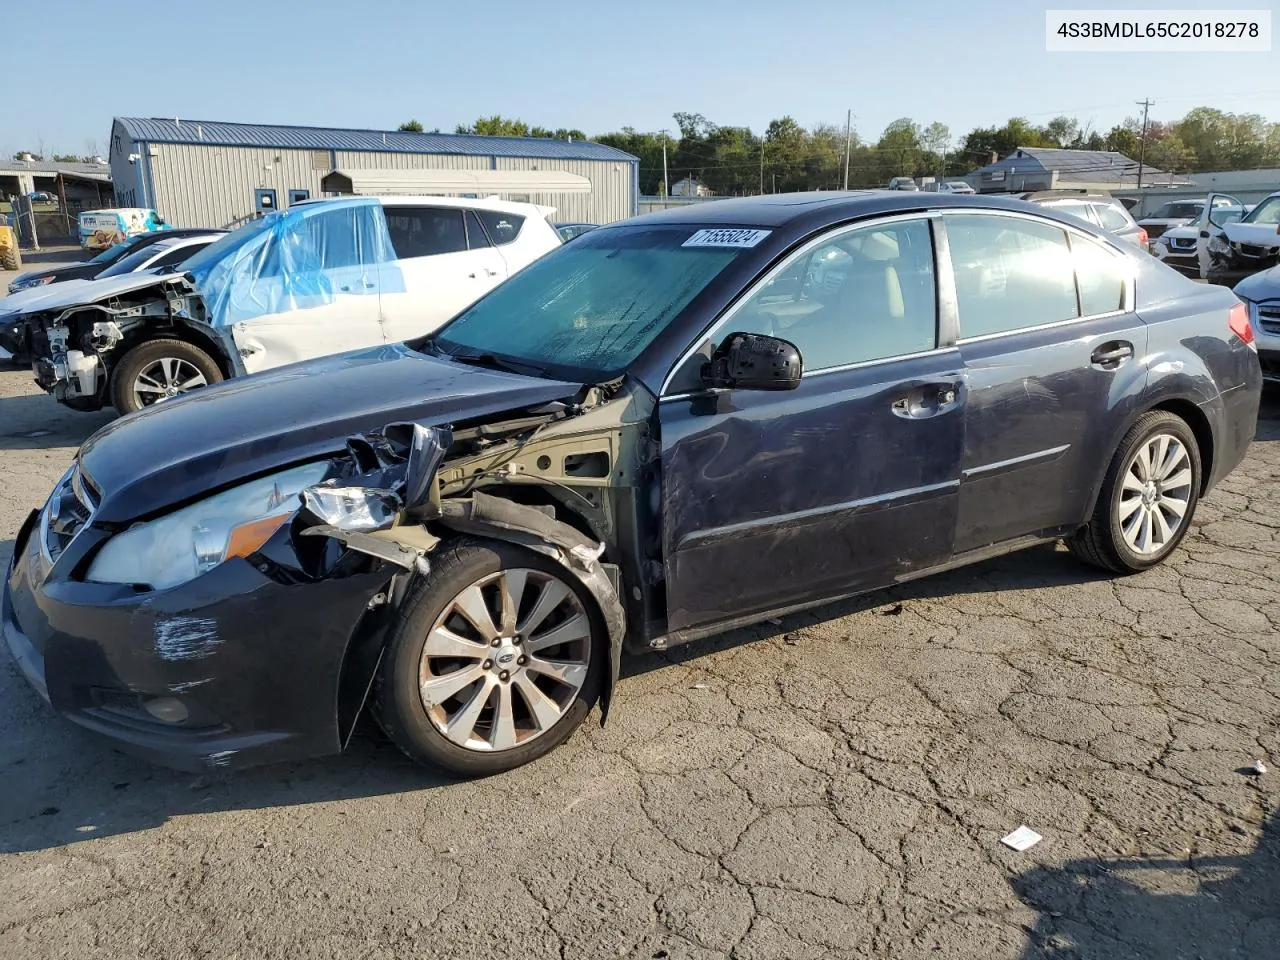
top-left (4, 510), bottom-right (394, 772)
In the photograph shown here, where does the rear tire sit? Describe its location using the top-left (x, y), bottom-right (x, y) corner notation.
top-left (373, 537), bottom-right (605, 777)
top-left (1068, 411), bottom-right (1202, 574)
top-left (110, 339), bottom-right (222, 415)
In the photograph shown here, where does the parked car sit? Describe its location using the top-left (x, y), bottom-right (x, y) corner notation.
top-left (4, 191), bottom-right (1260, 777)
top-left (0, 233), bottom-right (224, 366)
top-left (1151, 207), bottom-right (1252, 278)
top-left (77, 208), bottom-right (170, 251)
top-left (887, 177), bottom-right (919, 191)
top-left (1136, 197), bottom-right (1240, 241)
top-left (1194, 191), bottom-right (1280, 286)
top-left (554, 222), bottom-right (598, 243)
top-left (7, 227), bottom-right (226, 295)
top-left (1019, 191), bottom-right (1149, 249)
top-left (23, 195), bottom-right (562, 414)
top-left (922, 180), bottom-right (976, 195)
top-left (1234, 264), bottom-right (1280, 384)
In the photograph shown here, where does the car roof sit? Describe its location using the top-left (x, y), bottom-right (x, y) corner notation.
top-left (295, 195), bottom-right (554, 216)
top-left (1019, 190), bottom-right (1116, 202)
top-left (622, 191), bottom-right (1065, 229)
top-left (148, 232), bottom-right (225, 250)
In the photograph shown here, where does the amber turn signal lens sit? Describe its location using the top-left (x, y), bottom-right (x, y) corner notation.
top-left (224, 513), bottom-right (291, 561)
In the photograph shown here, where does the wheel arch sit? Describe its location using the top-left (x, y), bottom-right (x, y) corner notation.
top-left (1082, 391), bottom-right (1216, 525)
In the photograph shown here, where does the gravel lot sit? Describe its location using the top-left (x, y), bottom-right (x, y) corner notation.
top-left (1, 366), bottom-right (1277, 960)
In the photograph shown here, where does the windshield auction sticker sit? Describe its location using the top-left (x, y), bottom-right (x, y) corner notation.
top-left (683, 228), bottom-right (772, 248)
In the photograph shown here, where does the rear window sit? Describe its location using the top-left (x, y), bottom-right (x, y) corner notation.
top-left (1093, 203), bottom-right (1132, 231)
top-left (474, 210), bottom-right (525, 246)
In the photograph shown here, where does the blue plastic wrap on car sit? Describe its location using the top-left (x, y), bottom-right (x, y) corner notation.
top-left (186, 197), bottom-right (405, 328)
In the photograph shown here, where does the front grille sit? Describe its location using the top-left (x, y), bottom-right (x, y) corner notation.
top-left (1170, 237), bottom-right (1196, 250)
top-left (42, 465), bottom-right (99, 563)
top-left (1239, 243), bottom-right (1279, 259)
top-left (1257, 303), bottom-right (1280, 337)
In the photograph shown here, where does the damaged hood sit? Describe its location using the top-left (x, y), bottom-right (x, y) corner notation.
top-left (78, 343), bottom-right (584, 523)
top-left (9, 270), bottom-right (188, 317)
top-left (1222, 222), bottom-right (1280, 249)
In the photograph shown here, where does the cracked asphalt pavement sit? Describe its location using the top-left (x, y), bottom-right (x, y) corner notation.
top-left (1, 367), bottom-right (1277, 959)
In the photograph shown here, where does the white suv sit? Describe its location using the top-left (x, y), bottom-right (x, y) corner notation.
top-left (23, 196), bottom-right (564, 414)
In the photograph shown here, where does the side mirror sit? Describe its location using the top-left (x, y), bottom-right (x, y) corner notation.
top-left (703, 332), bottom-right (803, 391)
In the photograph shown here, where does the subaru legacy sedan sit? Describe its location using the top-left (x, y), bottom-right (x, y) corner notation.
top-left (4, 192), bottom-right (1261, 777)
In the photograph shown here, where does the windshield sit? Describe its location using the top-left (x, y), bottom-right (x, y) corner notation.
top-left (98, 243), bottom-right (176, 278)
top-left (181, 216), bottom-right (273, 278)
top-left (87, 239), bottom-right (138, 265)
top-left (1154, 202), bottom-right (1202, 219)
top-left (1242, 196), bottom-right (1280, 225)
top-left (433, 224), bottom-right (754, 378)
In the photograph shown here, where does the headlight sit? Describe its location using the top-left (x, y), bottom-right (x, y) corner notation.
top-left (9, 275), bottom-right (54, 293)
top-left (1208, 235), bottom-right (1231, 255)
top-left (86, 462), bottom-right (329, 590)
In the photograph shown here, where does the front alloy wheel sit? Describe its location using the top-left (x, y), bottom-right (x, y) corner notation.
top-left (375, 538), bottom-right (604, 776)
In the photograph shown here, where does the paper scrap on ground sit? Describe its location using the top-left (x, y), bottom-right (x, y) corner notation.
top-left (1001, 826), bottom-right (1043, 852)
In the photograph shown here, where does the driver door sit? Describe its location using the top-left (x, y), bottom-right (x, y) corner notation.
top-left (1195, 193), bottom-right (1243, 280)
top-left (657, 216), bottom-right (966, 634)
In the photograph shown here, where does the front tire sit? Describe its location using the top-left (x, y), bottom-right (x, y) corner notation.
top-left (1069, 411), bottom-right (1202, 574)
top-left (374, 537), bottom-right (605, 777)
top-left (110, 339), bottom-right (223, 415)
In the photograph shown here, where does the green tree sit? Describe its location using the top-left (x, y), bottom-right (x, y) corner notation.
top-left (397, 120), bottom-right (424, 133)
top-left (457, 115), bottom-right (531, 137)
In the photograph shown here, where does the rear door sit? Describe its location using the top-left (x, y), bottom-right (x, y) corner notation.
top-left (378, 205), bottom-right (508, 343)
top-left (228, 205), bottom-right (385, 373)
top-left (941, 211), bottom-right (1147, 553)
top-left (659, 215), bottom-right (965, 633)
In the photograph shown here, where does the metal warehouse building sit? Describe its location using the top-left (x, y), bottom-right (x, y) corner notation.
top-left (108, 117), bottom-right (639, 230)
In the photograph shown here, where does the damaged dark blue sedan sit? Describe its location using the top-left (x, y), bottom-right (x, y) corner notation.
top-left (3, 192), bottom-right (1263, 776)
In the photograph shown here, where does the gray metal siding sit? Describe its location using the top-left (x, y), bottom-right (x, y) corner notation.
top-left (144, 145), bottom-right (638, 229)
top-left (493, 157), bottom-right (635, 223)
top-left (150, 145), bottom-right (324, 228)
top-left (333, 152), bottom-right (491, 172)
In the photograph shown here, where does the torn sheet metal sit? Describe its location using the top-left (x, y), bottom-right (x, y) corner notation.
top-left (300, 423), bottom-right (454, 533)
top-left (187, 198), bottom-right (405, 328)
top-left (299, 525), bottom-right (428, 573)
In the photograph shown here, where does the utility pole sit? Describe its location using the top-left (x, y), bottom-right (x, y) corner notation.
top-left (759, 136), bottom-right (765, 195)
top-left (1135, 98), bottom-right (1153, 189)
top-left (843, 109), bottom-right (853, 190)
top-left (660, 129), bottom-right (670, 197)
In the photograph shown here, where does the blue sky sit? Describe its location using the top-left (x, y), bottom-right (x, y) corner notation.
top-left (5, 0), bottom-right (1278, 158)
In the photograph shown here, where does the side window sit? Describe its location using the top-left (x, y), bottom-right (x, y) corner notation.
top-left (1042, 199), bottom-right (1098, 226)
top-left (474, 210), bottom-right (526, 246)
top-left (947, 214), bottom-right (1078, 339)
top-left (1093, 203), bottom-right (1131, 231)
top-left (728, 218), bottom-right (937, 371)
top-left (301, 209), bottom-right (364, 270)
top-left (383, 206), bottom-right (467, 259)
top-left (1071, 233), bottom-right (1128, 316)
top-left (466, 211), bottom-right (493, 249)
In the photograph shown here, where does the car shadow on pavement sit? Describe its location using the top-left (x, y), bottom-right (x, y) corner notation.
top-left (0, 391), bottom-right (114, 450)
top-left (1012, 809), bottom-right (1279, 958)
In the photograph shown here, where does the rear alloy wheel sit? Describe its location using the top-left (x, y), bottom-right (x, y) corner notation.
top-left (110, 339), bottom-right (223, 415)
top-left (374, 538), bottom-right (604, 776)
top-left (1069, 411), bottom-right (1202, 573)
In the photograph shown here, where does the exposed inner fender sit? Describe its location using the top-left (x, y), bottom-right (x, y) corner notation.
top-left (436, 492), bottom-right (627, 723)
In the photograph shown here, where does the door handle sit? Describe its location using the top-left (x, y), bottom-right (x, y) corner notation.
top-left (891, 383), bottom-right (962, 420)
top-left (1091, 342), bottom-right (1133, 367)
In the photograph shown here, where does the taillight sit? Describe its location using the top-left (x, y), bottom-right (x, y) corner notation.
top-left (1137, 228), bottom-right (1149, 246)
top-left (1228, 302), bottom-right (1256, 350)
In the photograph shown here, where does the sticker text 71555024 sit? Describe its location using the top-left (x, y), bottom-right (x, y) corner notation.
top-left (682, 228), bottom-right (772, 248)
